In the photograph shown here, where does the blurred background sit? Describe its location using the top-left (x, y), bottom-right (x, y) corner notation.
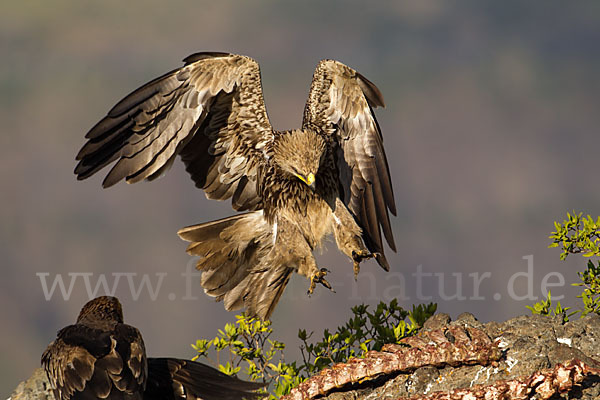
top-left (2, 0), bottom-right (599, 394)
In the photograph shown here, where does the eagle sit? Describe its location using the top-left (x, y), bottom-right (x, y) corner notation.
top-left (75, 52), bottom-right (396, 320)
top-left (41, 296), bottom-right (265, 400)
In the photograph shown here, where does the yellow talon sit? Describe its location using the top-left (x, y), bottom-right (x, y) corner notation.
top-left (307, 268), bottom-right (335, 295)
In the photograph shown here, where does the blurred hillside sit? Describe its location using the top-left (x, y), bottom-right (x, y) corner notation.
top-left (1, 0), bottom-right (600, 395)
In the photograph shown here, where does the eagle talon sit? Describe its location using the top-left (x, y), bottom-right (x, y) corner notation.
top-left (353, 261), bottom-right (360, 281)
top-left (307, 268), bottom-right (335, 295)
top-left (352, 250), bottom-right (374, 280)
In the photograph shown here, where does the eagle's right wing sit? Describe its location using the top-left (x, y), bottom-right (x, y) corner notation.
top-left (41, 334), bottom-right (99, 400)
top-left (75, 52), bottom-right (273, 211)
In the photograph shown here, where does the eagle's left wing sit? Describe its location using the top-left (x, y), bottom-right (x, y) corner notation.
top-left (302, 60), bottom-right (396, 270)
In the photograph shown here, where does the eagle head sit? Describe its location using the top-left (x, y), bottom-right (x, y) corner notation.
top-left (273, 129), bottom-right (326, 188)
top-left (77, 296), bottom-right (124, 324)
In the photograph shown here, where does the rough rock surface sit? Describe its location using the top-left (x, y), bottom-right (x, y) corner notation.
top-left (9, 314), bottom-right (600, 400)
top-left (8, 368), bottom-right (54, 400)
top-left (290, 313), bottom-right (600, 400)
top-left (285, 324), bottom-right (502, 400)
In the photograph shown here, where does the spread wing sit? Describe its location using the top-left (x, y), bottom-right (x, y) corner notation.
top-left (75, 52), bottom-right (273, 211)
top-left (41, 324), bottom-right (147, 400)
top-left (144, 358), bottom-right (265, 400)
top-left (302, 60), bottom-right (396, 269)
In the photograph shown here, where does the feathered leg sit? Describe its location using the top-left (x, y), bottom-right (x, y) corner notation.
top-left (331, 199), bottom-right (375, 279)
top-left (269, 217), bottom-right (334, 295)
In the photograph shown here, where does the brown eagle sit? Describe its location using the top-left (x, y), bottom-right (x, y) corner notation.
top-left (75, 52), bottom-right (396, 320)
top-left (41, 296), bottom-right (264, 400)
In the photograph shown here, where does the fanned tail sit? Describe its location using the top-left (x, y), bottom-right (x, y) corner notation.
top-left (178, 211), bottom-right (292, 320)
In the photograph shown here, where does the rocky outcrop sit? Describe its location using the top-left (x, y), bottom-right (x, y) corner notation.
top-left (284, 313), bottom-right (600, 400)
top-left (10, 314), bottom-right (600, 400)
top-left (8, 368), bottom-right (54, 400)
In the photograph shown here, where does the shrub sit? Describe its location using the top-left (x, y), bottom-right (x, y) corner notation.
top-left (191, 300), bottom-right (436, 398)
top-left (528, 212), bottom-right (600, 320)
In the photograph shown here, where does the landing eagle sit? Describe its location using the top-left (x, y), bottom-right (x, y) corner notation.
top-left (75, 52), bottom-right (397, 320)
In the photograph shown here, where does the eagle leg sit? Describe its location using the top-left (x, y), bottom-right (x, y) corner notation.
top-left (307, 268), bottom-right (335, 295)
top-left (332, 199), bottom-right (373, 279)
top-left (351, 250), bottom-right (375, 280)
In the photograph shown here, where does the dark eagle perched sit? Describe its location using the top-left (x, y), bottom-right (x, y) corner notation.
top-left (41, 296), bottom-right (264, 400)
top-left (75, 52), bottom-right (396, 320)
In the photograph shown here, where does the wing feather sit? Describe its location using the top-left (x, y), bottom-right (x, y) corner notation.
top-left (42, 320), bottom-right (148, 400)
top-left (41, 330), bottom-right (132, 400)
top-left (75, 52), bottom-right (272, 212)
top-left (303, 60), bottom-right (396, 268)
top-left (42, 338), bottom-right (96, 400)
top-left (144, 358), bottom-right (265, 400)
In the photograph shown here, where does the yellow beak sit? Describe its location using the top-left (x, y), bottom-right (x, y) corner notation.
top-left (295, 172), bottom-right (315, 187)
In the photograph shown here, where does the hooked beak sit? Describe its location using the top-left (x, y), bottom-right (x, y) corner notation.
top-left (295, 172), bottom-right (316, 189)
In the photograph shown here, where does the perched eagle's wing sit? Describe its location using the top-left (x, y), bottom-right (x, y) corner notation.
top-left (75, 52), bottom-right (272, 211)
top-left (41, 331), bottom-right (99, 400)
top-left (144, 358), bottom-right (265, 400)
top-left (302, 60), bottom-right (396, 269)
top-left (41, 324), bottom-right (147, 400)
top-left (113, 324), bottom-right (148, 394)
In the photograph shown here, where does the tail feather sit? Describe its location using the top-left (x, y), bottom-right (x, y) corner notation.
top-left (219, 264), bottom-right (293, 319)
top-left (178, 214), bottom-right (242, 242)
top-left (178, 211), bottom-right (292, 320)
top-left (145, 357), bottom-right (265, 400)
top-left (245, 265), bottom-right (293, 320)
top-left (201, 253), bottom-right (253, 298)
top-left (178, 213), bottom-right (262, 296)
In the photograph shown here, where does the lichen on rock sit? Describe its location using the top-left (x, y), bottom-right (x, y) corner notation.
top-left (284, 313), bottom-right (600, 400)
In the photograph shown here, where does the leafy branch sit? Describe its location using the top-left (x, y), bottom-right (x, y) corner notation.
top-left (298, 300), bottom-right (436, 376)
top-left (529, 211), bottom-right (600, 321)
top-left (191, 300), bottom-right (436, 398)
